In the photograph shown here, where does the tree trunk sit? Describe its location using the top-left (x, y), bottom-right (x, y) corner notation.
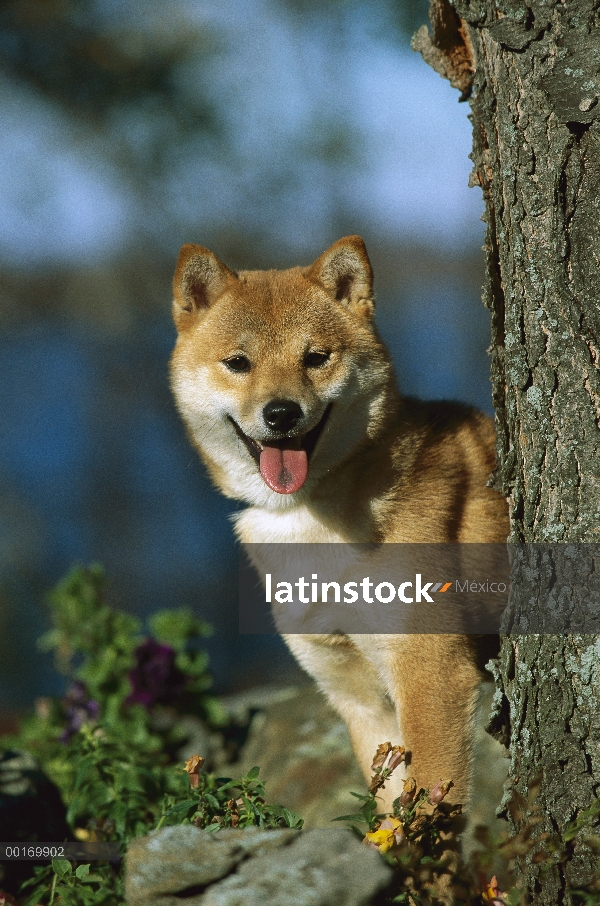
top-left (414, 1), bottom-right (600, 900)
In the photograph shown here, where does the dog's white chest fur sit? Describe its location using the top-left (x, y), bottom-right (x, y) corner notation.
top-left (234, 505), bottom-right (347, 545)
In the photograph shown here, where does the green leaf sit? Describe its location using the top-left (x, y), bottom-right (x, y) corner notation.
top-left (282, 808), bottom-right (303, 828)
top-left (215, 779), bottom-right (238, 793)
top-left (80, 873), bottom-right (105, 884)
top-left (202, 696), bottom-right (229, 727)
top-left (19, 885), bottom-right (52, 906)
top-left (74, 753), bottom-right (99, 787)
top-left (332, 813), bottom-right (366, 822)
top-left (75, 863), bottom-right (91, 879)
top-left (246, 766), bottom-right (260, 781)
top-left (52, 858), bottom-right (73, 878)
top-left (149, 609), bottom-right (212, 649)
top-left (163, 799), bottom-right (198, 822)
top-left (176, 650), bottom-right (210, 676)
top-left (581, 835), bottom-right (600, 852)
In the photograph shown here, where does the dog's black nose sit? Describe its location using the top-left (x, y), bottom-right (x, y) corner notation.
top-left (263, 399), bottom-right (303, 433)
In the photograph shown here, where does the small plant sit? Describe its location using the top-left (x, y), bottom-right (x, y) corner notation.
top-left (1, 565), bottom-right (301, 906)
top-left (334, 742), bottom-right (468, 904)
top-left (156, 754), bottom-right (302, 831)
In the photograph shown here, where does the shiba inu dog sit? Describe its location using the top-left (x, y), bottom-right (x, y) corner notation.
top-left (169, 235), bottom-right (509, 815)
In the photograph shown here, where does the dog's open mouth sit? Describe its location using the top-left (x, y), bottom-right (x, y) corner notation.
top-left (228, 404), bottom-right (332, 495)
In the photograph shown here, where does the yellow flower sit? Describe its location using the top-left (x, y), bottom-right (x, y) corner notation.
top-left (364, 817), bottom-right (405, 853)
top-left (481, 875), bottom-right (508, 904)
top-left (364, 828), bottom-right (396, 853)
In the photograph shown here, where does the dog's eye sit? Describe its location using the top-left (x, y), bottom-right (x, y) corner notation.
top-left (304, 351), bottom-right (330, 368)
top-left (223, 355), bottom-right (251, 373)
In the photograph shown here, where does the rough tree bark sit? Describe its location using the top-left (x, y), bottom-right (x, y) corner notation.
top-left (414, 1), bottom-right (600, 901)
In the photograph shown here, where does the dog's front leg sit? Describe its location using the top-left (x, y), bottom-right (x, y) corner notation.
top-left (284, 634), bottom-right (407, 809)
top-left (374, 634), bottom-right (481, 807)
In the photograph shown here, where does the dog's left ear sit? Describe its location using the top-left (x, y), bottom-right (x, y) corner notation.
top-left (307, 236), bottom-right (374, 320)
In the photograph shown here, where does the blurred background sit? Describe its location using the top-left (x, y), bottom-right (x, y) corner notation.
top-left (0, 0), bottom-right (492, 716)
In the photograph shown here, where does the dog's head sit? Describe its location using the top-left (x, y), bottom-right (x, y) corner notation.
top-left (170, 236), bottom-right (395, 507)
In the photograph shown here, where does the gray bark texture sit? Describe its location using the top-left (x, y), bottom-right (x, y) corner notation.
top-left (414, 1), bottom-right (600, 901)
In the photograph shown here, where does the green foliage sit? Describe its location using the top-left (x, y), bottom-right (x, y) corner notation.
top-left (19, 859), bottom-right (121, 906)
top-left (157, 762), bottom-right (303, 833)
top-left (0, 0), bottom-right (218, 128)
top-left (1, 565), bottom-right (301, 906)
top-left (17, 754), bottom-right (303, 906)
top-left (39, 564), bottom-right (141, 708)
top-left (149, 608), bottom-right (212, 651)
top-left (7, 565), bottom-right (223, 796)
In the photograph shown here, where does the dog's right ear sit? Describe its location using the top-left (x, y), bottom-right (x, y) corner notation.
top-left (172, 244), bottom-right (237, 329)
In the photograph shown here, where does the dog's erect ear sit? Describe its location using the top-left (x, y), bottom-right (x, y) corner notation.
top-left (172, 244), bottom-right (237, 329)
top-left (307, 236), bottom-right (374, 320)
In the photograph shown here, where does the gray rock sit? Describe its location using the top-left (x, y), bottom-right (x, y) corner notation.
top-left (126, 825), bottom-right (298, 905)
top-left (126, 826), bottom-right (392, 906)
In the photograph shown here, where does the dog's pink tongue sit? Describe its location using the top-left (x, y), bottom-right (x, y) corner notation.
top-left (260, 446), bottom-right (308, 494)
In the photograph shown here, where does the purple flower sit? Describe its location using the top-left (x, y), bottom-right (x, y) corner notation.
top-left (60, 681), bottom-right (100, 743)
top-left (126, 639), bottom-right (188, 709)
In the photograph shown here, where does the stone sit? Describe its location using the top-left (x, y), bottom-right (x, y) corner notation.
top-left (126, 825), bottom-right (297, 904)
top-left (125, 826), bottom-right (392, 906)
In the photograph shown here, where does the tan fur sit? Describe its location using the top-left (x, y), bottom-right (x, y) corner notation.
top-left (170, 236), bottom-right (509, 814)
